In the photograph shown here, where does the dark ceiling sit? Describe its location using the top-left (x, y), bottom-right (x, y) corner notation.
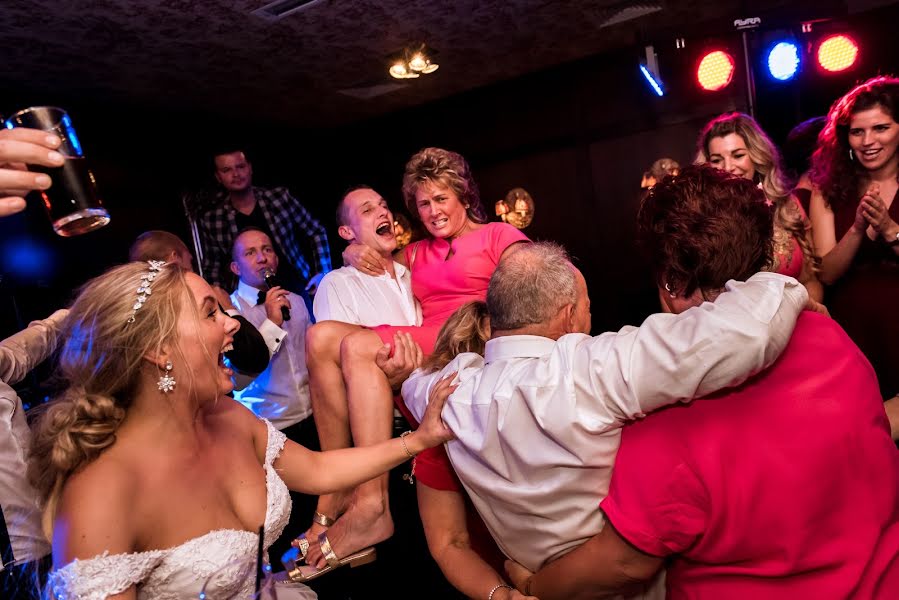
top-left (0, 0), bottom-right (864, 129)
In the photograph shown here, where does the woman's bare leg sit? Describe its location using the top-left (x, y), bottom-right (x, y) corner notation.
top-left (305, 328), bottom-right (396, 568)
top-left (303, 321), bottom-right (363, 540)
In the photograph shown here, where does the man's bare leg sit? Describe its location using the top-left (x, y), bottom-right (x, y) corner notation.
top-left (305, 328), bottom-right (396, 568)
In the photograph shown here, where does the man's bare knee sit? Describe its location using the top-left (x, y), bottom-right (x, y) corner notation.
top-left (340, 329), bottom-right (382, 365)
top-left (307, 321), bottom-right (356, 362)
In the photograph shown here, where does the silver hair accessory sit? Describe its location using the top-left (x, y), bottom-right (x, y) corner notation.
top-left (127, 260), bottom-right (166, 324)
top-left (157, 360), bottom-right (176, 393)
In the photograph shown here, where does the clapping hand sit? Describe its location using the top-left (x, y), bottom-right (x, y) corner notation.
top-left (0, 128), bottom-right (65, 217)
top-left (860, 184), bottom-right (897, 239)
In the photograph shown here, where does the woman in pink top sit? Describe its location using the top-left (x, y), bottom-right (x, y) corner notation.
top-left (294, 148), bottom-right (527, 591)
top-left (696, 112), bottom-right (823, 300)
top-left (506, 165), bottom-right (899, 599)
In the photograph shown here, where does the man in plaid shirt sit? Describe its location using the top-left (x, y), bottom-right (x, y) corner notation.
top-left (198, 149), bottom-right (331, 299)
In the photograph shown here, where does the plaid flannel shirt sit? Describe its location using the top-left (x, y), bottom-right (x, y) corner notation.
top-left (197, 186), bottom-right (331, 288)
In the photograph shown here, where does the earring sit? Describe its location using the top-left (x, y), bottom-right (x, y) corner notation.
top-left (664, 283), bottom-right (676, 298)
top-left (157, 361), bottom-right (176, 393)
top-left (849, 149), bottom-right (855, 161)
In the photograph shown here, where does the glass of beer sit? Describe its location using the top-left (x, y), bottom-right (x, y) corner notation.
top-left (4, 106), bottom-right (110, 236)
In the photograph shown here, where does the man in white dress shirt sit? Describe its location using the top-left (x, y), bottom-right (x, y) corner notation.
top-left (402, 242), bottom-right (809, 589)
top-left (305, 186), bottom-right (422, 545)
top-left (313, 186), bottom-right (420, 327)
top-left (229, 228), bottom-right (313, 433)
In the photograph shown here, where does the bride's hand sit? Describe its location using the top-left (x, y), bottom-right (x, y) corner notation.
top-left (411, 373), bottom-right (458, 450)
top-left (342, 242), bottom-right (388, 275)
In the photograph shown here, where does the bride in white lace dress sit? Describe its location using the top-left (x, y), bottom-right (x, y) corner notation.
top-left (26, 262), bottom-right (452, 599)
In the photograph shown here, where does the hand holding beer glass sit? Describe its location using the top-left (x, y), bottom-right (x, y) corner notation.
top-left (3, 107), bottom-right (110, 235)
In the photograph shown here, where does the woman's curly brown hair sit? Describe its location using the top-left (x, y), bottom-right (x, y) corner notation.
top-left (637, 164), bottom-right (774, 298)
top-left (401, 147), bottom-right (488, 225)
top-left (810, 76), bottom-right (899, 211)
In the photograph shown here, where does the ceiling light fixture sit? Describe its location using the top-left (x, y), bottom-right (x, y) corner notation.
top-left (389, 46), bottom-right (439, 80)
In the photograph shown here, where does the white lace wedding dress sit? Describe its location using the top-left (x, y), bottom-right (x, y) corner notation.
top-left (45, 420), bottom-right (317, 600)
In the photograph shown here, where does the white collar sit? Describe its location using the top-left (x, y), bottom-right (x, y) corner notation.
top-left (483, 335), bottom-right (556, 364)
top-left (235, 279), bottom-right (264, 306)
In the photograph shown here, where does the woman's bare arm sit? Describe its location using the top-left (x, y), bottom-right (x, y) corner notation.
top-left (809, 187), bottom-right (864, 285)
top-left (418, 484), bottom-right (535, 600)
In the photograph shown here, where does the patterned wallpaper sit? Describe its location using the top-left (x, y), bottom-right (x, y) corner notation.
top-left (0, 0), bottom-right (835, 128)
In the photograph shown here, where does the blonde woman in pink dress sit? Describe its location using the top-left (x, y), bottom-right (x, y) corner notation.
top-left (696, 112), bottom-right (823, 301)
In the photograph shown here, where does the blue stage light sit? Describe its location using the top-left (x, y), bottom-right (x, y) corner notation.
top-left (767, 41), bottom-right (800, 81)
top-left (0, 236), bottom-right (56, 280)
top-left (640, 64), bottom-right (664, 96)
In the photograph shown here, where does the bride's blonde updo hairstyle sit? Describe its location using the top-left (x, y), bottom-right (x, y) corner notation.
top-left (28, 261), bottom-right (187, 536)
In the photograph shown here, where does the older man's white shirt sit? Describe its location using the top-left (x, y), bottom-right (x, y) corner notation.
top-left (313, 263), bottom-right (421, 326)
top-left (403, 272), bottom-right (807, 574)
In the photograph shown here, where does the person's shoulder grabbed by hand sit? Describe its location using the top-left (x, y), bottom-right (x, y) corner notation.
top-left (407, 372), bottom-right (458, 451)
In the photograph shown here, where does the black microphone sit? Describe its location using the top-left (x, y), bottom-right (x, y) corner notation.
top-left (262, 269), bottom-right (290, 322)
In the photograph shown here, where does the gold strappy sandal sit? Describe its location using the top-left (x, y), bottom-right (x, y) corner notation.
top-left (287, 511), bottom-right (336, 563)
top-left (285, 532), bottom-right (376, 583)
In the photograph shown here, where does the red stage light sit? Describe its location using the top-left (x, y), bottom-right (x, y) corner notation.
top-left (817, 34), bottom-right (859, 73)
top-left (697, 50), bottom-right (735, 91)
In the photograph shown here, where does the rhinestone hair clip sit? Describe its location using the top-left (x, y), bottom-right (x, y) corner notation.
top-left (127, 260), bottom-right (166, 324)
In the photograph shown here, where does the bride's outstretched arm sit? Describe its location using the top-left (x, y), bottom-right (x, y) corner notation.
top-left (274, 376), bottom-right (456, 495)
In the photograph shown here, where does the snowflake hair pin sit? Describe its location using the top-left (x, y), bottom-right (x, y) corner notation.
top-left (127, 260), bottom-right (166, 324)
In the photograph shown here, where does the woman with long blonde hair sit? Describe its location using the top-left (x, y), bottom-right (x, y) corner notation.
top-left (29, 261), bottom-right (452, 599)
top-left (696, 112), bottom-right (823, 302)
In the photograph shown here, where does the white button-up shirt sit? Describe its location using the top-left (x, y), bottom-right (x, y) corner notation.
top-left (0, 309), bottom-right (67, 569)
top-left (403, 273), bottom-right (807, 574)
top-left (313, 263), bottom-right (421, 327)
top-left (230, 281), bottom-right (312, 429)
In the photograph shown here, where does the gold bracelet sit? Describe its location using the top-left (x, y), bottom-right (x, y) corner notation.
top-left (400, 430), bottom-right (417, 485)
top-left (488, 583), bottom-right (513, 600)
top-left (399, 430), bottom-right (416, 458)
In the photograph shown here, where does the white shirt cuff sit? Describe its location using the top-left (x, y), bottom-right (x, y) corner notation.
top-left (259, 319), bottom-right (288, 354)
